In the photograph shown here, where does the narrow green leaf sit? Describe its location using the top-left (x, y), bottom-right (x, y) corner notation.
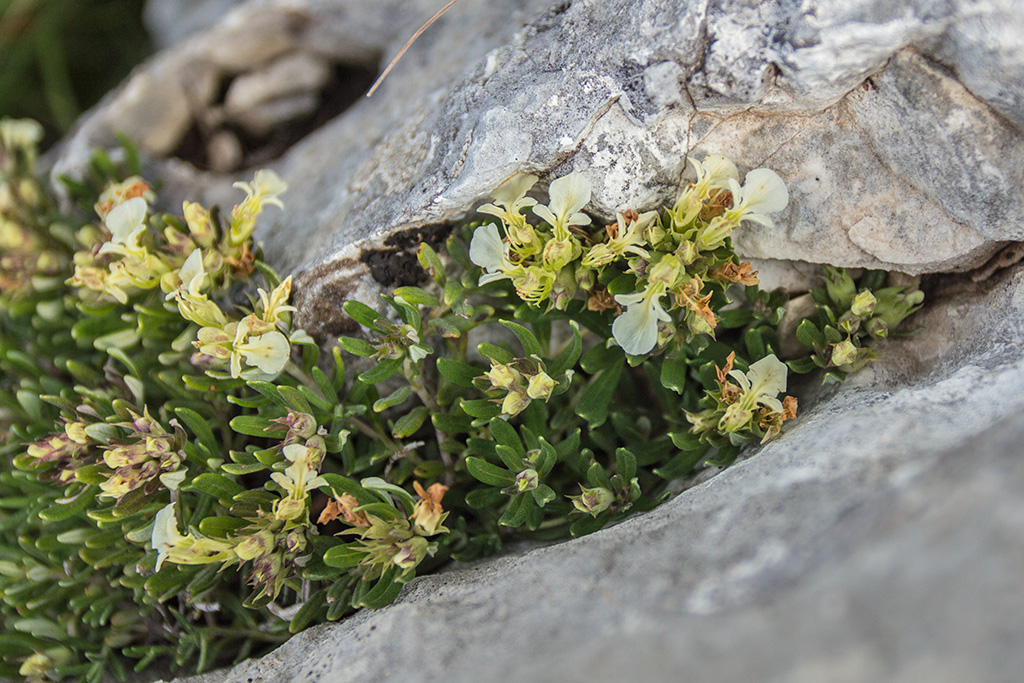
top-left (465, 457), bottom-right (515, 487)
top-left (338, 336), bottom-right (377, 357)
top-left (342, 300), bottom-right (383, 331)
top-left (391, 406), bottom-right (429, 438)
top-left (437, 357), bottom-right (483, 387)
top-left (174, 407), bottom-right (220, 458)
top-left (547, 321), bottom-right (582, 376)
top-left (374, 385), bottom-right (412, 412)
top-left (796, 319), bottom-right (825, 350)
top-left (357, 357), bottom-right (403, 384)
top-left (489, 418), bottom-right (524, 457)
top-left (498, 492), bottom-right (533, 527)
top-left (499, 319), bottom-right (542, 358)
top-left (575, 359), bottom-right (623, 427)
top-left (185, 473), bottom-right (244, 505)
top-left (393, 286), bottom-right (440, 307)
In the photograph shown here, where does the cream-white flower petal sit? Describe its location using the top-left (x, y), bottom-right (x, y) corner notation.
top-left (469, 223), bottom-right (506, 273)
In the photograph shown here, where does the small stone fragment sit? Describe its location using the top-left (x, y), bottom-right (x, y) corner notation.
top-left (207, 130), bottom-right (244, 172)
top-left (224, 52), bottom-right (332, 116)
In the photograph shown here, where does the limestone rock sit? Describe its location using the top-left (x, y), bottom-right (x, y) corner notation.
top-left (223, 52), bottom-right (332, 117)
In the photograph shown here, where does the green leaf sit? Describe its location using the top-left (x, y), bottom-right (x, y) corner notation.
top-left (575, 359), bottom-right (623, 427)
top-left (391, 406), bottom-right (429, 438)
top-left (570, 511), bottom-right (610, 537)
top-left (498, 492), bottom-right (533, 527)
top-left (374, 385), bottom-right (412, 412)
top-left (653, 449), bottom-right (707, 480)
top-left (489, 418), bottom-right (524, 457)
top-left (465, 487), bottom-right (505, 509)
top-left (495, 444), bottom-right (524, 471)
top-left (199, 517), bottom-right (248, 538)
top-left (745, 327), bottom-right (767, 360)
top-left (437, 357), bottom-right (483, 387)
top-left (615, 448), bottom-right (637, 482)
top-left (277, 385), bottom-right (312, 413)
top-left (358, 357), bottom-right (403, 384)
top-left (174, 407), bottom-right (220, 458)
top-left (478, 342), bottom-right (514, 365)
top-left (338, 336), bottom-right (377, 357)
top-left (548, 321), bottom-right (582, 376)
top-left (532, 484), bottom-right (556, 507)
top-left (796, 319), bottom-right (826, 350)
top-left (786, 356), bottom-right (818, 374)
top-left (499, 320), bottom-right (543, 358)
top-left (229, 415), bottom-right (277, 438)
top-left (39, 485), bottom-right (96, 522)
top-left (394, 286), bottom-right (440, 307)
top-left (357, 566), bottom-right (404, 609)
top-left (289, 590), bottom-right (327, 633)
top-left (460, 399), bottom-right (501, 420)
top-left (659, 353), bottom-right (688, 394)
top-left (361, 477), bottom-right (416, 513)
top-left (343, 300), bottom-right (383, 331)
top-left (417, 242), bottom-right (446, 286)
top-left (442, 279), bottom-right (463, 306)
top-left (580, 342), bottom-right (623, 374)
top-left (322, 544), bottom-right (367, 569)
top-left (669, 431), bottom-right (704, 451)
top-left (432, 412), bottom-right (473, 434)
top-left (554, 429), bottom-right (581, 462)
top-left (185, 473), bottom-right (244, 505)
top-left (465, 457), bottom-right (515, 487)
top-left (319, 474), bottom-right (377, 506)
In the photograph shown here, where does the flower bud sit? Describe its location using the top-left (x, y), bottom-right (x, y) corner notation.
top-left (515, 468), bottom-right (539, 492)
top-left (575, 265), bottom-right (596, 291)
top-left (572, 486), bottom-right (614, 517)
top-left (486, 362), bottom-right (519, 390)
top-left (865, 317), bottom-right (889, 339)
top-left (501, 390), bottom-right (530, 417)
top-left (718, 402), bottom-right (753, 434)
top-left (393, 536), bottom-right (429, 569)
top-left (526, 371), bottom-right (557, 400)
top-left (235, 530), bottom-right (274, 562)
top-left (542, 237), bottom-right (576, 271)
top-left (838, 311), bottom-right (861, 335)
top-left (830, 339), bottom-right (858, 367)
top-left (850, 290), bottom-right (877, 317)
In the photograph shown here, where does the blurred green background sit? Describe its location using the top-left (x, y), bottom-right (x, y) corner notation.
top-left (0, 0), bottom-right (151, 148)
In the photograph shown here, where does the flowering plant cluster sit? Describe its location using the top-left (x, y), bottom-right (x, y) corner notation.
top-left (0, 120), bottom-right (922, 682)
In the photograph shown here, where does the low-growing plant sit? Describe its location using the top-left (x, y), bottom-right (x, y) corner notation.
top-left (0, 118), bottom-right (924, 681)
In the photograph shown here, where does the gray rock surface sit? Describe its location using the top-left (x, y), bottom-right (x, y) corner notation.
top-left (55, 0), bottom-right (1024, 320)
top-left (50, 1), bottom-right (1024, 680)
top-left (165, 266), bottom-right (1024, 683)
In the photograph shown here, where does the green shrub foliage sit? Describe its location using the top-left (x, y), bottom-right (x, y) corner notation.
top-left (0, 119), bottom-right (924, 680)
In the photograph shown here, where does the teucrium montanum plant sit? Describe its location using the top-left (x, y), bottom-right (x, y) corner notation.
top-left (0, 119), bottom-right (924, 681)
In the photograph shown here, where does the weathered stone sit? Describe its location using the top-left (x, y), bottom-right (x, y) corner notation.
top-left (232, 92), bottom-right (321, 137)
top-left (143, 0), bottom-right (246, 49)
top-left (224, 52), bottom-right (332, 116)
top-left (206, 130), bottom-right (244, 173)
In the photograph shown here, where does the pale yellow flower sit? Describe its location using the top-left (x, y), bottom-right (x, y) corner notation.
top-left (531, 172), bottom-right (592, 236)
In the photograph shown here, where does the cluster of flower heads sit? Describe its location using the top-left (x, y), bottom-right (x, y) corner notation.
top-left (0, 118), bottom-right (65, 304)
top-left (469, 155), bottom-right (789, 356)
top-left (685, 353), bottom-right (798, 446)
top-left (48, 165), bottom-right (450, 606)
top-left (64, 169), bottom-right (302, 379)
